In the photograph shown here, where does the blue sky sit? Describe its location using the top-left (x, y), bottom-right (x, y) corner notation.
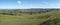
top-left (0, 0), bottom-right (60, 9)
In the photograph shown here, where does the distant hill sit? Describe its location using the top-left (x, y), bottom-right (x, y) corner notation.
top-left (0, 8), bottom-right (59, 15)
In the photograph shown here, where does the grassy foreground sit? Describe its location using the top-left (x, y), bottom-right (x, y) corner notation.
top-left (0, 15), bottom-right (43, 25)
top-left (0, 10), bottom-right (60, 25)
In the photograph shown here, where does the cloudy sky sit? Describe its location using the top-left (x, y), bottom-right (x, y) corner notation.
top-left (0, 0), bottom-right (60, 9)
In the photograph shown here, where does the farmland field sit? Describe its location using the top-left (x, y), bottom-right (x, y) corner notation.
top-left (0, 10), bottom-right (60, 25)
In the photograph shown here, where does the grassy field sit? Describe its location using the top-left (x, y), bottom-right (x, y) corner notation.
top-left (0, 10), bottom-right (60, 25)
top-left (0, 15), bottom-right (42, 25)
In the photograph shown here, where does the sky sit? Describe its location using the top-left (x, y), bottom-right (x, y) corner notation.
top-left (0, 0), bottom-right (60, 9)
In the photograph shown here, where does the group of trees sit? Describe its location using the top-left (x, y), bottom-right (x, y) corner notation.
top-left (0, 12), bottom-right (16, 15)
top-left (0, 10), bottom-right (20, 15)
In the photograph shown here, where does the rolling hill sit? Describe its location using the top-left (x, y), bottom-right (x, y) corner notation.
top-left (0, 9), bottom-right (60, 25)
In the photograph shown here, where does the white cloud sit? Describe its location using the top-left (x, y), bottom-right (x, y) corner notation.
top-left (49, 3), bottom-right (60, 8)
top-left (18, 1), bottom-right (21, 4)
top-left (18, 0), bottom-right (22, 8)
top-left (42, 2), bottom-right (60, 8)
top-left (42, 2), bottom-right (49, 4)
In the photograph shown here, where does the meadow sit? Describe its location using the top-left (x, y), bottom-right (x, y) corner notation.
top-left (0, 10), bottom-right (60, 25)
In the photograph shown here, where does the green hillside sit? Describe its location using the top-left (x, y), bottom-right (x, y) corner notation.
top-left (0, 10), bottom-right (60, 25)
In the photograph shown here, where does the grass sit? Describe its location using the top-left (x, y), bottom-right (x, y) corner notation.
top-left (0, 10), bottom-right (60, 25)
top-left (0, 15), bottom-right (42, 25)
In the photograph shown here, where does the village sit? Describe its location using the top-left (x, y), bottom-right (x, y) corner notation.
top-left (0, 8), bottom-right (59, 15)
